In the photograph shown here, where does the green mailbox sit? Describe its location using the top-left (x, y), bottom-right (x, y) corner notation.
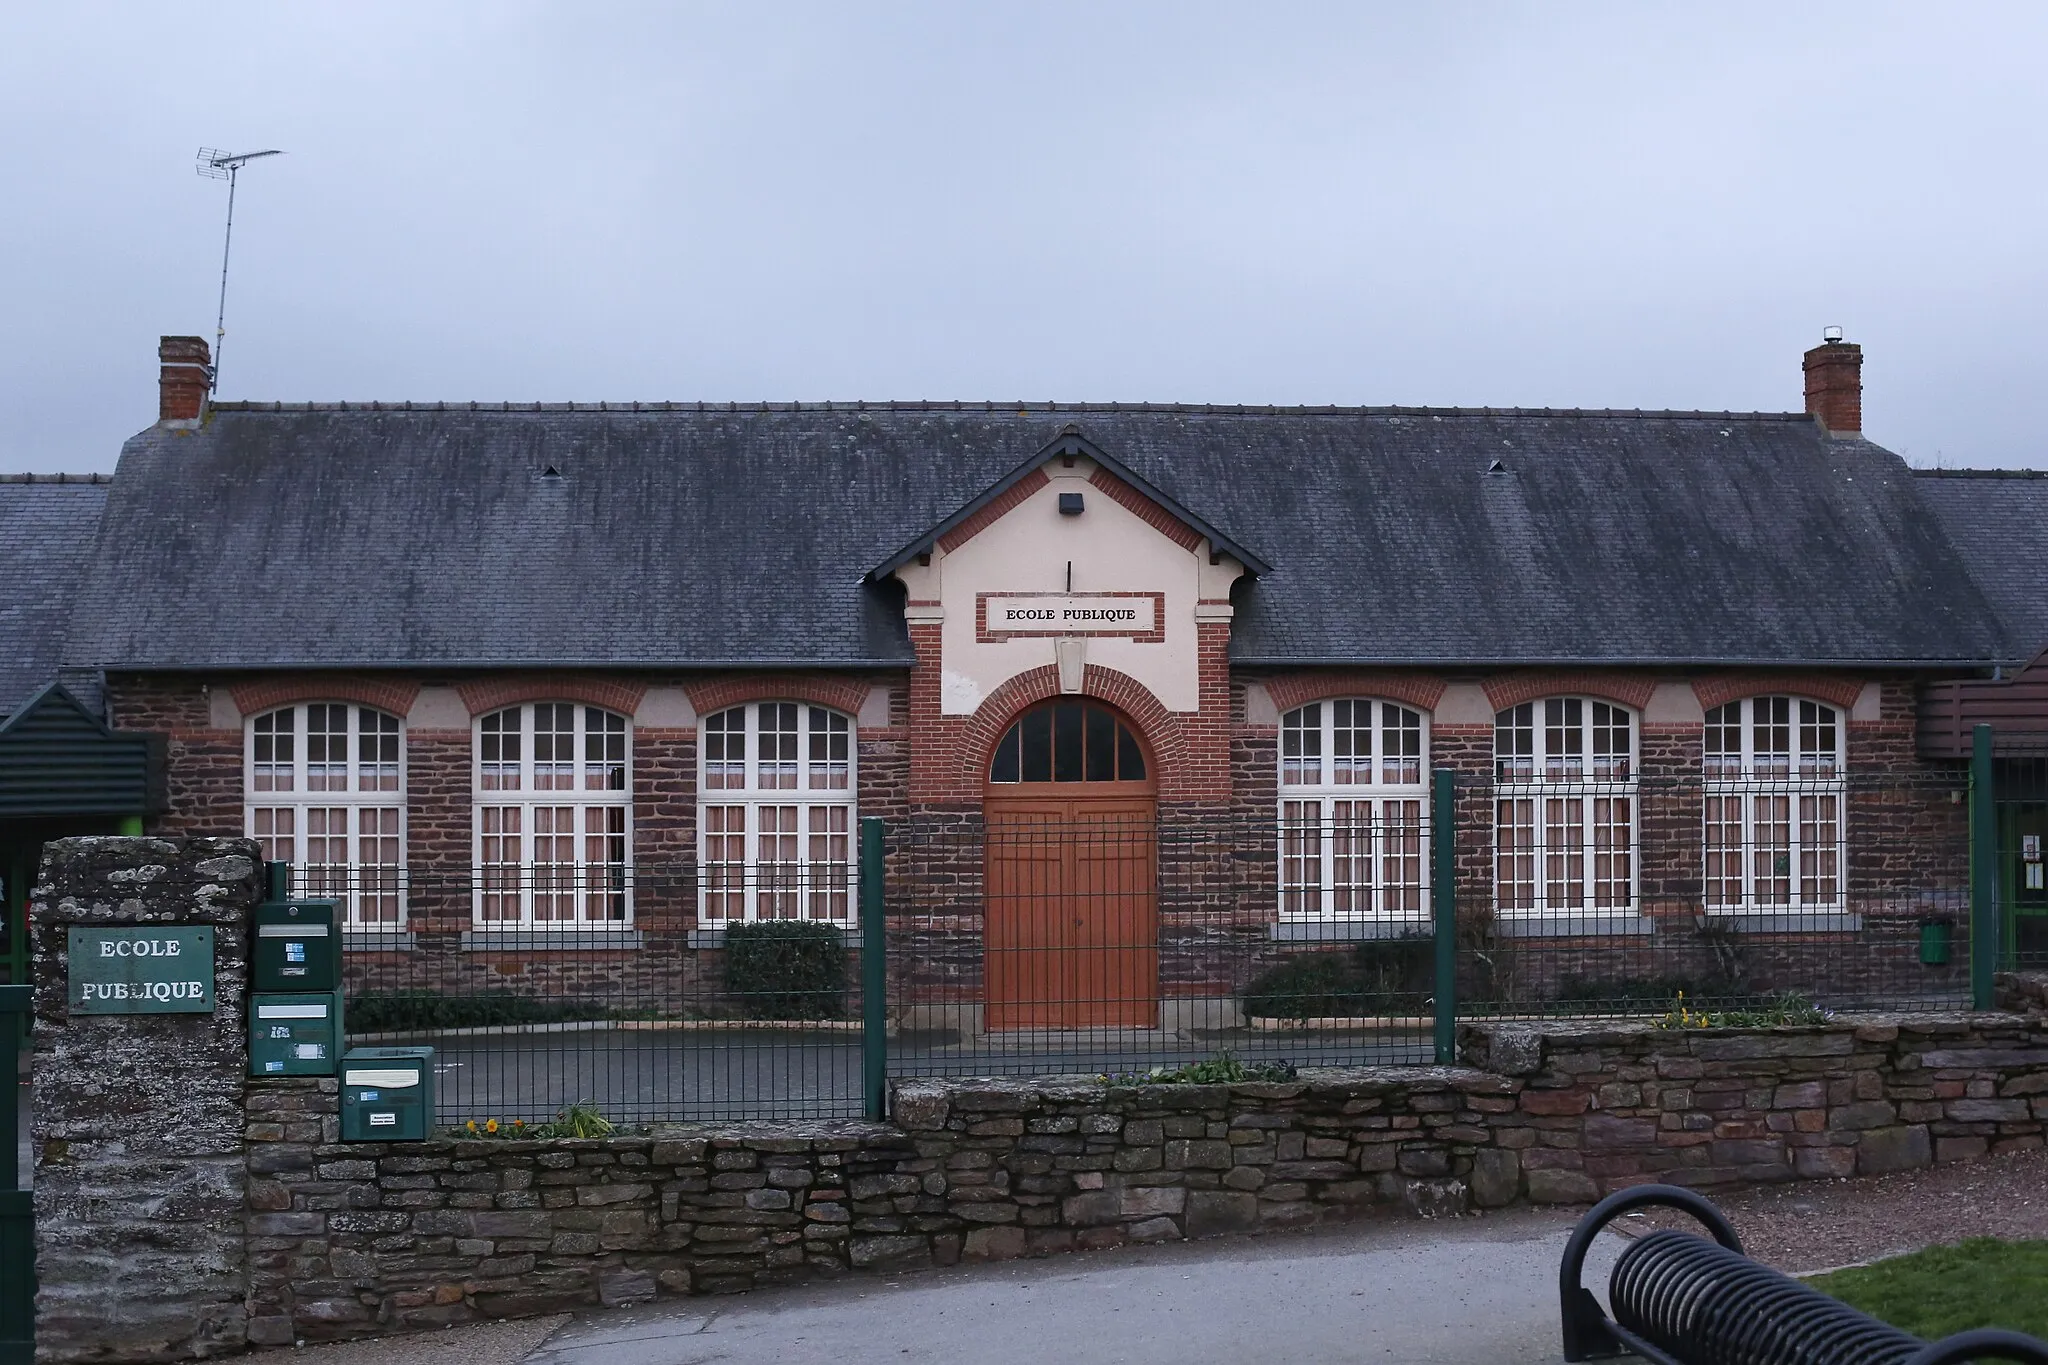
top-left (341, 1047), bottom-right (435, 1141)
top-left (252, 900), bottom-right (338, 992)
top-left (248, 990), bottom-right (344, 1076)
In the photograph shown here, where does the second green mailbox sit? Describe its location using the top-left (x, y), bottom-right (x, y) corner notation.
top-left (341, 1047), bottom-right (436, 1140)
top-left (253, 899), bottom-right (338, 991)
top-left (249, 990), bottom-right (345, 1075)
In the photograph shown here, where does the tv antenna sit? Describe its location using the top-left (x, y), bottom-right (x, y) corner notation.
top-left (196, 147), bottom-right (283, 391)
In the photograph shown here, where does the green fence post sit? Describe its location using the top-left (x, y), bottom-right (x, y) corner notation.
top-left (1970, 723), bottom-right (1998, 1011)
top-left (1432, 769), bottom-right (1457, 1065)
top-left (860, 817), bottom-right (888, 1120)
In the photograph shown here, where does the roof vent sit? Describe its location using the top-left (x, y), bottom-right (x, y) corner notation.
top-left (541, 465), bottom-right (562, 479)
top-left (1487, 459), bottom-right (1508, 474)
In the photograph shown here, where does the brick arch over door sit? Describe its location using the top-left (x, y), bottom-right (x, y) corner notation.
top-left (950, 665), bottom-right (1198, 800)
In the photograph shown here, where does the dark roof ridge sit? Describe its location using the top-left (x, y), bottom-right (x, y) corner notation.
top-left (198, 399), bottom-right (1816, 422)
top-left (1913, 467), bottom-right (2048, 479)
top-left (0, 472), bottom-right (112, 484)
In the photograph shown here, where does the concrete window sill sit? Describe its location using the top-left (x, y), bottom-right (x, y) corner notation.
top-left (459, 929), bottom-right (646, 952)
top-left (1699, 912), bottom-right (1865, 934)
top-left (686, 926), bottom-right (863, 950)
top-left (1493, 915), bottom-right (1655, 939)
top-left (1268, 920), bottom-right (1433, 943)
top-left (343, 930), bottom-right (418, 954)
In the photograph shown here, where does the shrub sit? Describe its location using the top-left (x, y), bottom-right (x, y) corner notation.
top-left (350, 991), bottom-right (611, 1033)
top-left (723, 920), bottom-right (848, 1019)
top-left (1241, 936), bottom-right (1433, 1019)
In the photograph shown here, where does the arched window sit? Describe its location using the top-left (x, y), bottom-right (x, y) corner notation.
top-left (1277, 700), bottom-right (1428, 921)
top-left (699, 703), bottom-right (856, 924)
top-left (1494, 698), bottom-right (1636, 917)
top-left (989, 701), bottom-right (1147, 784)
top-left (1702, 696), bottom-right (1844, 911)
top-left (474, 703), bottom-right (631, 928)
top-left (246, 703), bottom-right (405, 925)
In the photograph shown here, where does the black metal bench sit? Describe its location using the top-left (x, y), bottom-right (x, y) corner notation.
top-left (1559, 1184), bottom-right (2048, 1365)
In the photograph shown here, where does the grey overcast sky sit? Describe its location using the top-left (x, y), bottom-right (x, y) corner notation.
top-left (4, 3), bottom-right (2045, 474)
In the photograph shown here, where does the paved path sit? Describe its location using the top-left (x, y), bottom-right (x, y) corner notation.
top-left (290, 1210), bottom-right (1622, 1365)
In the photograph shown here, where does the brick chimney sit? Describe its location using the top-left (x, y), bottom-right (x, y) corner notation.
top-left (1802, 331), bottom-right (1862, 437)
top-left (158, 335), bottom-right (212, 422)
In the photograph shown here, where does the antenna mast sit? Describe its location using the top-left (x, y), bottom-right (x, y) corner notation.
top-left (196, 147), bottom-right (283, 392)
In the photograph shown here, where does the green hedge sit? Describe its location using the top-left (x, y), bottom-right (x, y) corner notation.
top-left (723, 921), bottom-right (848, 1019)
top-left (349, 991), bottom-right (611, 1032)
top-left (1241, 936), bottom-right (1434, 1019)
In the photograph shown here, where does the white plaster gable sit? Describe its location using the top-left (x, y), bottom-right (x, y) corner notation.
top-left (893, 456), bottom-right (1243, 715)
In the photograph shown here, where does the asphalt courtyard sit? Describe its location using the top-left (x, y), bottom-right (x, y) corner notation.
top-left (284, 1208), bottom-right (1617, 1365)
top-left (417, 1026), bottom-right (1434, 1122)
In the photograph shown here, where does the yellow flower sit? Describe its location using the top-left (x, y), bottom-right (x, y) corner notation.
top-left (485, 1119), bottom-right (500, 1134)
top-left (465, 1120), bottom-right (477, 1132)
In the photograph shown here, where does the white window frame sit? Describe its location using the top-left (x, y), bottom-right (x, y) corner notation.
top-left (245, 703), bottom-right (407, 927)
top-left (1703, 695), bottom-right (1846, 913)
top-left (698, 702), bottom-right (857, 926)
top-left (472, 703), bottom-right (633, 929)
top-left (1277, 699), bottom-right (1431, 923)
top-left (1494, 698), bottom-right (1639, 919)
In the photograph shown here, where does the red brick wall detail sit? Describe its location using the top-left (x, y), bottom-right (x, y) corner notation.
top-left (454, 675), bottom-right (649, 717)
top-left (1262, 672), bottom-right (1449, 715)
top-left (909, 643), bottom-right (1233, 804)
top-left (684, 674), bottom-right (873, 722)
top-left (229, 675), bottom-right (423, 719)
top-left (935, 468), bottom-right (1050, 554)
top-left (1691, 674), bottom-right (1866, 712)
top-left (1086, 467), bottom-right (1205, 552)
top-left (1482, 673), bottom-right (1658, 713)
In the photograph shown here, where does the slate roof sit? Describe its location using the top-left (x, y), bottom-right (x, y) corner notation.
top-left (1912, 469), bottom-right (2048, 664)
top-left (65, 403), bottom-right (2007, 672)
top-left (0, 476), bottom-right (112, 718)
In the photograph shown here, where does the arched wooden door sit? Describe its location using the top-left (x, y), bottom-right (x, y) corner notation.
top-left (984, 700), bottom-right (1157, 1030)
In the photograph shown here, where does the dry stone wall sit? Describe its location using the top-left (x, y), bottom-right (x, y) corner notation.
top-left (240, 1004), bottom-right (2048, 1346)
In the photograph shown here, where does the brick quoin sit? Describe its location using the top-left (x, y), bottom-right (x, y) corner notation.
top-left (1482, 672), bottom-right (1658, 713)
top-left (454, 674), bottom-right (650, 717)
top-left (229, 675), bottom-right (423, 718)
top-left (1690, 673), bottom-right (1866, 712)
top-left (936, 469), bottom-right (1050, 554)
top-left (1262, 671), bottom-right (1450, 715)
top-left (684, 673), bottom-right (874, 722)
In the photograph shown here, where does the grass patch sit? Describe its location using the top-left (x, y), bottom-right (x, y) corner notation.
top-left (1104, 1049), bottom-right (1297, 1086)
top-left (1805, 1239), bottom-right (2048, 1341)
top-left (1654, 990), bottom-right (1830, 1029)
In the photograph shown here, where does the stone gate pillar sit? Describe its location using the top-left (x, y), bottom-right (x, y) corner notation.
top-left (30, 837), bottom-right (261, 1362)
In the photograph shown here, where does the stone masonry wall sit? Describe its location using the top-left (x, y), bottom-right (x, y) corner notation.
top-left (32, 837), bottom-right (264, 1363)
top-left (240, 1003), bottom-right (2048, 1348)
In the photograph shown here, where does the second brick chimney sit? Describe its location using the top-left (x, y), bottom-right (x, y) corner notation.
top-left (159, 335), bottom-right (212, 422)
top-left (1802, 332), bottom-right (1862, 437)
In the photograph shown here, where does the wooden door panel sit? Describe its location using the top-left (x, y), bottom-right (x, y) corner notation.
top-left (985, 794), bottom-right (1157, 1030)
top-left (1069, 801), bottom-right (1157, 1028)
top-left (986, 801), bottom-right (1071, 1030)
